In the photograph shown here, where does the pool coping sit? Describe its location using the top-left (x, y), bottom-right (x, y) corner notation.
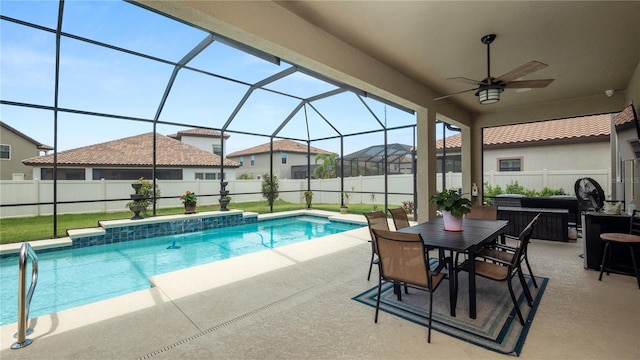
top-left (0, 209), bottom-right (364, 256)
top-left (0, 210), bottom-right (371, 350)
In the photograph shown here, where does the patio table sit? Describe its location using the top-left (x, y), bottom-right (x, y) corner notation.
top-left (399, 217), bottom-right (508, 319)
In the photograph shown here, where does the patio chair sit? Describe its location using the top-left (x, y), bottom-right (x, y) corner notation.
top-left (477, 213), bottom-right (542, 289)
top-left (598, 210), bottom-right (640, 289)
top-left (388, 207), bottom-right (411, 230)
top-left (465, 205), bottom-right (498, 220)
top-left (364, 211), bottom-right (391, 281)
top-left (455, 216), bottom-right (538, 325)
top-left (372, 229), bottom-right (446, 343)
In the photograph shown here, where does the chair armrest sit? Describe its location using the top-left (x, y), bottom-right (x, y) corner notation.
top-left (476, 254), bottom-right (512, 266)
top-left (488, 243), bottom-right (516, 252)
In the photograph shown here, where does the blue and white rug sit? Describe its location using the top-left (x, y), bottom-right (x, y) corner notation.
top-left (353, 272), bottom-right (548, 356)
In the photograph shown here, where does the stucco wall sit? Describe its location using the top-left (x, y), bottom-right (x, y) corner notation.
top-left (483, 141), bottom-right (610, 172)
top-left (0, 129), bottom-right (42, 180)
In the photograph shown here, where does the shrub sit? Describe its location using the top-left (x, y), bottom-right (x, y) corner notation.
top-left (401, 200), bottom-right (414, 215)
top-left (261, 174), bottom-right (279, 206)
top-left (483, 181), bottom-right (566, 204)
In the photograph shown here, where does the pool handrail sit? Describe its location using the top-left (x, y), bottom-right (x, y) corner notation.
top-left (11, 242), bottom-right (38, 349)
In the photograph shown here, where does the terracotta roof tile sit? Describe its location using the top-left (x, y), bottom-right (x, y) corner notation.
top-left (22, 133), bottom-right (240, 167)
top-left (168, 128), bottom-right (229, 139)
top-left (227, 139), bottom-right (332, 157)
top-left (436, 114), bottom-right (612, 149)
top-left (613, 105), bottom-right (636, 127)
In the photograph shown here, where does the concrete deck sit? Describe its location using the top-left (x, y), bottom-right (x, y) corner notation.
top-left (1, 211), bottom-right (639, 359)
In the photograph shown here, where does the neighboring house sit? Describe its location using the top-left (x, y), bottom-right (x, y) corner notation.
top-left (227, 139), bottom-right (332, 179)
top-left (339, 143), bottom-right (415, 177)
top-left (167, 129), bottom-right (229, 156)
top-left (0, 121), bottom-right (53, 180)
top-left (436, 114), bottom-right (612, 173)
top-left (22, 132), bottom-right (240, 181)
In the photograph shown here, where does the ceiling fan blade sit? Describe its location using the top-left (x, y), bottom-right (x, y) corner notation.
top-left (495, 61), bottom-right (548, 83)
top-left (446, 77), bottom-right (484, 85)
top-left (504, 79), bottom-right (554, 88)
top-left (433, 88), bottom-right (477, 101)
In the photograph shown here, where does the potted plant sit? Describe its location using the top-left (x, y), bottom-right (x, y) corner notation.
top-left (303, 190), bottom-right (313, 209)
top-left (180, 190), bottom-right (197, 214)
top-left (126, 198), bottom-right (149, 220)
top-left (430, 189), bottom-right (472, 231)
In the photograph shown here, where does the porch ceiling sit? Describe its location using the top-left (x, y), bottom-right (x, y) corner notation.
top-left (141, 1), bottom-right (640, 118)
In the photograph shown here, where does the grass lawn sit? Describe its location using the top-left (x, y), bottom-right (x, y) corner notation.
top-left (0, 200), bottom-right (393, 245)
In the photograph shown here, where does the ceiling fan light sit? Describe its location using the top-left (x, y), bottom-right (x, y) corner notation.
top-left (478, 88), bottom-right (501, 104)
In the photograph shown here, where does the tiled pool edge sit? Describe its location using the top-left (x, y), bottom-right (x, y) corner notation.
top-left (0, 210), bottom-right (258, 258)
top-left (0, 210), bottom-right (367, 258)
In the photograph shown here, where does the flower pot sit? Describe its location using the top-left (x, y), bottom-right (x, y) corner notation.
top-left (184, 202), bottom-right (197, 214)
top-left (442, 210), bottom-right (463, 231)
top-left (129, 204), bottom-right (146, 220)
top-left (340, 207), bottom-right (348, 214)
top-left (219, 198), bottom-right (230, 211)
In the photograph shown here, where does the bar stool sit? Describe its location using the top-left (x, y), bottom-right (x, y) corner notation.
top-left (598, 210), bottom-right (640, 289)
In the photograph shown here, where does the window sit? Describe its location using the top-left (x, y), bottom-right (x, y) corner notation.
top-left (239, 156), bottom-right (243, 166)
top-left (436, 155), bottom-right (462, 173)
top-left (212, 144), bottom-right (222, 156)
top-left (196, 172), bottom-right (220, 180)
top-left (499, 158), bottom-right (521, 172)
top-left (42, 168), bottom-right (85, 180)
top-left (92, 169), bottom-right (182, 180)
top-left (0, 145), bottom-right (9, 160)
top-left (250, 155), bottom-right (255, 166)
top-left (281, 152), bottom-right (287, 164)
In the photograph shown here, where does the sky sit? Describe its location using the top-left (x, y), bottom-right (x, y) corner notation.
top-left (0, 0), bottom-right (455, 155)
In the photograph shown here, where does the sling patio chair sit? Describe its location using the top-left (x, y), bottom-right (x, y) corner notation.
top-left (388, 207), bottom-right (411, 230)
top-left (477, 213), bottom-right (542, 289)
top-left (364, 211), bottom-right (391, 281)
top-left (465, 205), bottom-right (498, 220)
top-left (372, 229), bottom-right (447, 343)
top-left (455, 217), bottom-right (538, 325)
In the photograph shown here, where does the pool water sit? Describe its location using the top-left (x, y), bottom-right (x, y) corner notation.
top-left (0, 215), bottom-right (361, 326)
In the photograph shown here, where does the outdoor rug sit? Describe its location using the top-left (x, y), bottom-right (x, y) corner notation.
top-left (353, 272), bottom-right (548, 356)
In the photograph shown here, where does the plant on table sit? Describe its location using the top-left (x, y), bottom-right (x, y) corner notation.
top-left (429, 189), bottom-right (472, 217)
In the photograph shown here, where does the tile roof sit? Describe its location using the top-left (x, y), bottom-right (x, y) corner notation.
top-left (227, 139), bottom-right (332, 157)
top-left (613, 104), bottom-right (636, 127)
top-left (436, 114), bottom-right (612, 149)
top-left (1, 121), bottom-right (53, 150)
top-left (22, 133), bottom-right (240, 167)
top-left (167, 128), bottom-right (229, 139)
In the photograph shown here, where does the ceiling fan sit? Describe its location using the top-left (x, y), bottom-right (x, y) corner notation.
top-left (434, 34), bottom-right (554, 104)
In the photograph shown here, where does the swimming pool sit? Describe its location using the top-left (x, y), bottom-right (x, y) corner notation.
top-left (0, 215), bottom-right (362, 326)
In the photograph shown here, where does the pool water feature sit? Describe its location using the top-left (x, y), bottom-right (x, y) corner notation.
top-left (0, 215), bottom-right (362, 326)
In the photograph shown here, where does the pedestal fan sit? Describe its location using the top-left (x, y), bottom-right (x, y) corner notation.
top-left (574, 177), bottom-right (605, 212)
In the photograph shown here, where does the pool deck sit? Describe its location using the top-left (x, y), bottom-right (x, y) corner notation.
top-left (1, 210), bottom-right (639, 359)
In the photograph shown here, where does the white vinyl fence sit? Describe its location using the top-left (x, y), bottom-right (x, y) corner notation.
top-left (0, 169), bottom-right (610, 218)
top-left (0, 175), bottom-right (416, 218)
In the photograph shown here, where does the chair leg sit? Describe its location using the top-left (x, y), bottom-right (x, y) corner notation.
top-left (627, 244), bottom-right (640, 289)
top-left (427, 286), bottom-right (433, 343)
top-left (367, 252), bottom-right (375, 281)
top-left (375, 279), bottom-right (382, 323)
top-left (517, 268), bottom-right (533, 307)
top-left (599, 241), bottom-right (611, 281)
top-left (508, 279), bottom-right (525, 325)
top-left (524, 255), bottom-right (538, 288)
